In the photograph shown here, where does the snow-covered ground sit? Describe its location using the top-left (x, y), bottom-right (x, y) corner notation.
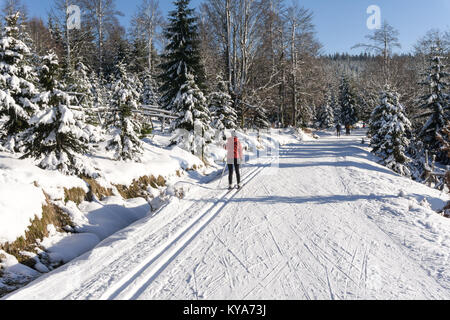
top-left (3, 129), bottom-right (450, 300)
top-left (0, 127), bottom-right (300, 295)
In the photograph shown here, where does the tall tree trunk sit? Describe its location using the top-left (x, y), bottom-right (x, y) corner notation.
top-left (225, 0), bottom-right (232, 87)
top-left (291, 23), bottom-right (297, 127)
top-left (65, 0), bottom-right (71, 71)
top-left (97, 0), bottom-right (104, 76)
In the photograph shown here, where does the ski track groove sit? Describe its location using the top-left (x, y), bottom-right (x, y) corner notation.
top-left (63, 157), bottom-right (269, 300)
top-left (325, 265), bottom-right (335, 300)
top-left (341, 165), bottom-right (450, 296)
top-left (308, 237), bottom-right (359, 287)
top-left (8, 135), bottom-right (450, 300)
top-left (213, 231), bottom-right (251, 275)
top-left (100, 157), bottom-right (274, 300)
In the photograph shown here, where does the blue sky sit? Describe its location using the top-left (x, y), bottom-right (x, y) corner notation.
top-left (21, 0), bottom-right (450, 55)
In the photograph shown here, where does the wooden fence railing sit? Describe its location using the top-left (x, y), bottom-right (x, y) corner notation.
top-left (66, 93), bottom-right (178, 133)
top-left (422, 151), bottom-right (448, 191)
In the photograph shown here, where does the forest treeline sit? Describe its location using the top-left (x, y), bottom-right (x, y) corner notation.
top-left (0, 0), bottom-right (448, 182)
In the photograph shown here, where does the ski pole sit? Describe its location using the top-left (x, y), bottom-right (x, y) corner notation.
top-left (217, 160), bottom-right (227, 188)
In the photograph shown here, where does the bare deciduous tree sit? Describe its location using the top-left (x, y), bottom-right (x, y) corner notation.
top-left (78, 0), bottom-right (122, 75)
top-left (130, 0), bottom-right (164, 75)
top-left (352, 21), bottom-right (401, 83)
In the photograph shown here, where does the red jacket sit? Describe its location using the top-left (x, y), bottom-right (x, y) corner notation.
top-left (225, 137), bottom-right (243, 164)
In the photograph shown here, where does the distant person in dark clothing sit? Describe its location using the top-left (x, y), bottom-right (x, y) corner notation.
top-left (345, 124), bottom-right (351, 135)
top-left (336, 124), bottom-right (341, 137)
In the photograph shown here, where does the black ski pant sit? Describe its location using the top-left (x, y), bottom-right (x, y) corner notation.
top-left (228, 159), bottom-right (241, 185)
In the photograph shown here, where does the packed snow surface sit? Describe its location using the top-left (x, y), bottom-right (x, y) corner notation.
top-left (4, 130), bottom-right (450, 300)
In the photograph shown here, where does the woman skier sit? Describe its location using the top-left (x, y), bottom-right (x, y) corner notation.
top-left (225, 130), bottom-right (244, 189)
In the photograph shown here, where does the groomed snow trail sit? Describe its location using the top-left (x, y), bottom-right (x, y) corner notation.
top-left (5, 130), bottom-right (450, 300)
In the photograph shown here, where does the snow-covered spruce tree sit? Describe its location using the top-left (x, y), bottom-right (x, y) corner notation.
top-left (358, 88), bottom-right (378, 124)
top-left (208, 78), bottom-right (237, 133)
top-left (171, 73), bottom-right (213, 161)
top-left (106, 61), bottom-right (143, 161)
top-left (436, 121), bottom-right (450, 163)
top-left (369, 86), bottom-right (412, 176)
top-left (339, 76), bottom-right (359, 127)
top-left (91, 72), bottom-right (111, 126)
top-left (22, 51), bottom-right (92, 176)
top-left (0, 12), bottom-right (39, 151)
top-left (158, 0), bottom-right (206, 110)
top-left (331, 91), bottom-right (341, 125)
top-left (141, 72), bottom-right (161, 108)
top-left (66, 61), bottom-right (97, 125)
top-left (137, 72), bottom-right (160, 136)
top-left (253, 105), bottom-right (271, 130)
top-left (298, 103), bottom-right (314, 128)
top-left (417, 47), bottom-right (449, 163)
top-left (317, 94), bottom-right (335, 128)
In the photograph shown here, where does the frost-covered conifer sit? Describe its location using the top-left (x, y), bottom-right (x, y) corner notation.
top-left (91, 72), bottom-right (110, 126)
top-left (317, 94), bottom-right (335, 128)
top-left (370, 86), bottom-right (412, 176)
top-left (253, 105), bottom-right (271, 130)
top-left (339, 77), bottom-right (358, 127)
top-left (418, 47), bottom-right (449, 162)
top-left (171, 73), bottom-right (213, 161)
top-left (66, 61), bottom-right (97, 125)
top-left (0, 12), bottom-right (39, 151)
top-left (141, 72), bottom-right (160, 107)
top-left (208, 78), bottom-right (237, 132)
top-left (22, 51), bottom-right (92, 176)
top-left (331, 91), bottom-right (341, 125)
top-left (106, 62), bottom-right (143, 161)
top-left (159, 0), bottom-right (205, 110)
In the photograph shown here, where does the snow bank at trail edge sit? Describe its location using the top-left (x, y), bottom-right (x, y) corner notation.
top-left (0, 127), bottom-right (304, 296)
